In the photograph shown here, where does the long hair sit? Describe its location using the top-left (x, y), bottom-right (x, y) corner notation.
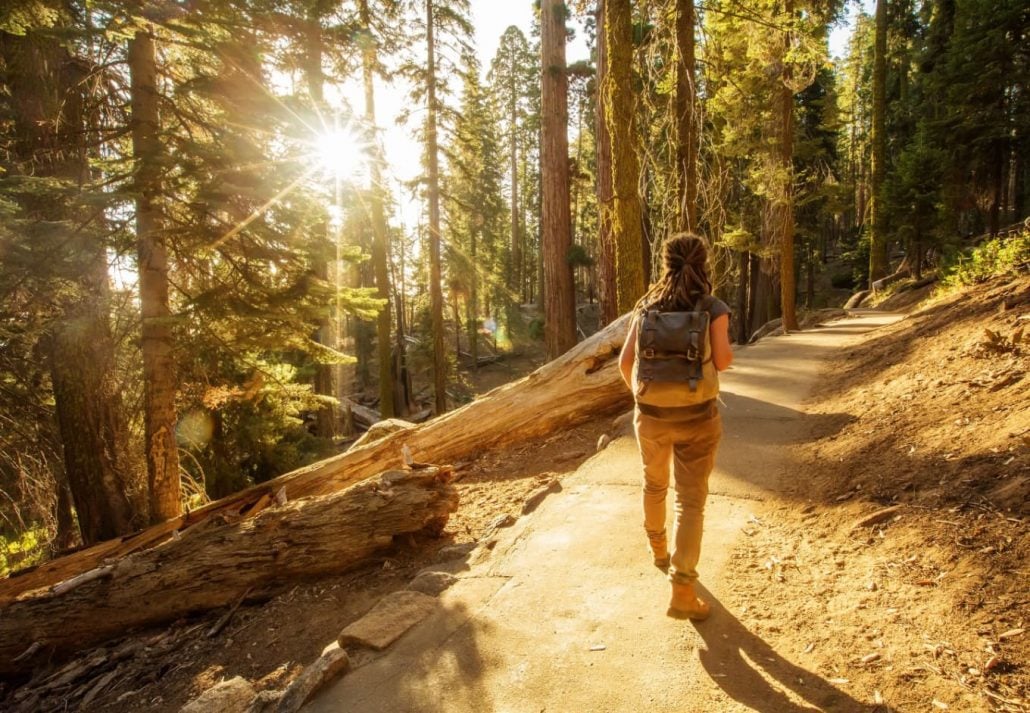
top-left (636, 233), bottom-right (713, 311)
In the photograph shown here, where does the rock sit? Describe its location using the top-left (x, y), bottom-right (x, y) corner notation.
top-left (338, 591), bottom-right (438, 650)
top-left (749, 318), bottom-right (783, 343)
top-left (485, 513), bottom-right (516, 534)
top-left (522, 478), bottom-right (562, 515)
top-left (406, 571), bottom-right (458, 597)
top-left (275, 644), bottom-right (350, 712)
top-left (611, 410), bottom-right (634, 435)
top-left (434, 542), bottom-right (477, 563)
top-left (180, 676), bottom-right (255, 713)
top-left (351, 418), bottom-right (416, 449)
top-left (844, 290), bottom-right (871, 309)
top-left (596, 434), bottom-right (611, 452)
top-left (246, 690), bottom-right (283, 713)
top-left (850, 505), bottom-right (904, 530)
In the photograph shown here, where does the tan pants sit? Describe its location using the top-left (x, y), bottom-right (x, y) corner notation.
top-left (634, 403), bottom-right (722, 584)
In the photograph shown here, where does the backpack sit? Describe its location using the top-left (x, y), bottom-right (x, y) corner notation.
top-left (633, 296), bottom-right (720, 408)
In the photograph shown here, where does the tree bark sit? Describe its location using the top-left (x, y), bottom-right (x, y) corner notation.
top-left (0, 28), bottom-right (143, 543)
top-left (303, 7), bottom-right (341, 439)
top-left (128, 25), bottom-right (182, 524)
top-left (595, 0), bottom-right (617, 326)
top-left (602, 0), bottom-right (646, 315)
top-left (358, 0), bottom-right (397, 419)
top-left (0, 467), bottom-right (458, 673)
top-left (777, 0), bottom-right (800, 332)
top-left (1, 315), bottom-right (634, 607)
top-left (540, 0), bottom-right (577, 358)
top-left (869, 0), bottom-right (889, 284)
top-left (426, 0), bottom-right (448, 413)
top-left (508, 50), bottom-right (523, 309)
top-left (674, 0), bottom-right (699, 232)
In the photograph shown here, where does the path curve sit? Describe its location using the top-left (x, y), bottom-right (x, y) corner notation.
top-left (306, 312), bottom-right (902, 713)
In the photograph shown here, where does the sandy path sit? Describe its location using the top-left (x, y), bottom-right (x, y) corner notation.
top-left (305, 312), bottom-right (902, 713)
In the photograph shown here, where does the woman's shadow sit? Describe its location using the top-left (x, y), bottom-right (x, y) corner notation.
top-left (691, 584), bottom-right (896, 712)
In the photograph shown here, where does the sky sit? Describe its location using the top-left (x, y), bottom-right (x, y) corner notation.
top-left (331, 1), bottom-right (868, 234)
top-left (333, 2), bottom-right (591, 232)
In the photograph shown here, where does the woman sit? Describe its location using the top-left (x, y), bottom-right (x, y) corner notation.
top-left (618, 233), bottom-right (733, 620)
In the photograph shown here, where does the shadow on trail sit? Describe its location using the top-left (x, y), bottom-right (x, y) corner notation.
top-left (306, 576), bottom-right (501, 713)
top-left (692, 584), bottom-right (894, 713)
top-left (718, 390), bottom-right (856, 445)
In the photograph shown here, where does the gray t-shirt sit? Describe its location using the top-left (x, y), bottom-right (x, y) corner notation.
top-left (706, 296), bottom-right (732, 322)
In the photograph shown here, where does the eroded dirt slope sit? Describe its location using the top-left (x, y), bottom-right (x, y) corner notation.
top-left (727, 274), bottom-right (1029, 712)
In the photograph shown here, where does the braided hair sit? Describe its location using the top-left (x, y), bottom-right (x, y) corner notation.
top-left (637, 232), bottom-right (713, 312)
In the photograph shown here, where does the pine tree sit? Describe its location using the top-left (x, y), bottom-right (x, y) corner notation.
top-left (674, 0), bottom-right (700, 233)
top-left (540, 0), bottom-right (577, 357)
top-left (600, 0), bottom-right (645, 315)
top-left (127, 11), bottom-right (181, 523)
top-left (868, 0), bottom-right (889, 284)
top-left (0, 10), bottom-right (141, 543)
top-left (488, 26), bottom-right (538, 316)
top-left (355, 0), bottom-right (403, 417)
top-left (448, 54), bottom-right (507, 372)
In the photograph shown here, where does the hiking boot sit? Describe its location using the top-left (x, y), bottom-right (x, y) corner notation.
top-left (667, 581), bottom-right (710, 621)
top-left (648, 531), bottom-right (670, 570)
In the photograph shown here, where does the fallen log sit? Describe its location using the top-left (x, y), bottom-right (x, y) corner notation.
top-left (343, 399), bottom-right (383, 430)
top-left (0, 467), bottom-right (457, 675)
top-left (0, 314), bottom-right (632, 607)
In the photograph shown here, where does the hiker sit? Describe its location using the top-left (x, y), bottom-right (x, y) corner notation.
top-left (618, 232), bottom-right (733, 621)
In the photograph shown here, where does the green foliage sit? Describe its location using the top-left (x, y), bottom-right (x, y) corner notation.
top-left (566, 243), bottom-right (594, 268)
top-left (0, 526), bottom-right (50, 577)
top-left (943, 231), bottom-right (1030, 288)
top-left (528, 317), bottom-right (545, 341)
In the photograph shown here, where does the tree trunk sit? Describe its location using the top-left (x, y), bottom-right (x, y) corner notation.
top-left (49, 287), bottom-right (139, 544)
top-left (0, 467), bottom-right (458, 673)
top-left (469, 229), bottom-right (479, 371)
top-left (736, 250), bottom-right (750, 344)
top-left (303, 8), bottom-right (340, 439)
top-left (358, 0), bottom-right (397, 419)
top-left (128, 25), bottom-right (181, 523)
top-left (540, 0), bottom-right (577, 358)
top-left (1, 315), bottom-right (634, 607)
top-left (601, 0), bottom-right (646, 315)
top-left (0, 28), bottom-right (143, 543)
top-left (674, 0), bottom-right (699, 232)
top-left (869, 0), bottom-right (889, 284)
top-left (509, 58), bottom-right (523, 305)
top-left (595, 0), bottom-right (617, 326)
top-left (777, 1), bottom-right (800, 333)
top-left (426, 0), bottom-right (448, 413)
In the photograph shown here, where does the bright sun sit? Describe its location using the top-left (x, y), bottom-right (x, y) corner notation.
top-left (313, 128), bottom-right (366, 181)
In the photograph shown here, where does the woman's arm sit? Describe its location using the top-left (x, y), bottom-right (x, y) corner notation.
top-left (710, 314), bottom-right (733, 371)
top-left (619, 319), bottom-right (638, 388)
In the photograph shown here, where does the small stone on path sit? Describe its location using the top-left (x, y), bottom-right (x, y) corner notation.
top-left (406, 571), bottom-right (458, 596)
top-left (434, 542), bottom-right (477, 563)
top-left (275, 644), bottom-right (350, 712)
top-left (180, 676), bottom-right (255, 713)
top-left (246, 690), bottom-right (282, 713)
top-left (338, 591), bottom-right (438, 650)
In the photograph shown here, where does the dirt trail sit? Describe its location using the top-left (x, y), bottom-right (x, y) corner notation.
top-left (305, 312), bottom-right (902, 713)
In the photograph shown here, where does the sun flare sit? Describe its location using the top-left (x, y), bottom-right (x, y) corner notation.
top-left (313, 128), bottom-right (367, 181)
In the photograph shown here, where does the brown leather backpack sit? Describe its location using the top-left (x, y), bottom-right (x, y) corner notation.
top-left (633, 296), bottom-right (720, 407)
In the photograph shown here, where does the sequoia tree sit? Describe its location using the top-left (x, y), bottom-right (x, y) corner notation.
top-left (540, 0), bottom-right (577, 358)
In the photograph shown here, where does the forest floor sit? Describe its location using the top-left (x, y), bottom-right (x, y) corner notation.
top-left (3, 274), bottom-right (1027, 712)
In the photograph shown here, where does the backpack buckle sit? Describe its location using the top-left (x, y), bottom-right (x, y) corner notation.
top-left (642, 348), bottom-right (656, 359)
top-left (686, 347), bottom-right (699, 361)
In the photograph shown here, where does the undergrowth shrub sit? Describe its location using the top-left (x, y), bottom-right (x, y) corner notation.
top-left (943, 229), bottom-right (1030, 288)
